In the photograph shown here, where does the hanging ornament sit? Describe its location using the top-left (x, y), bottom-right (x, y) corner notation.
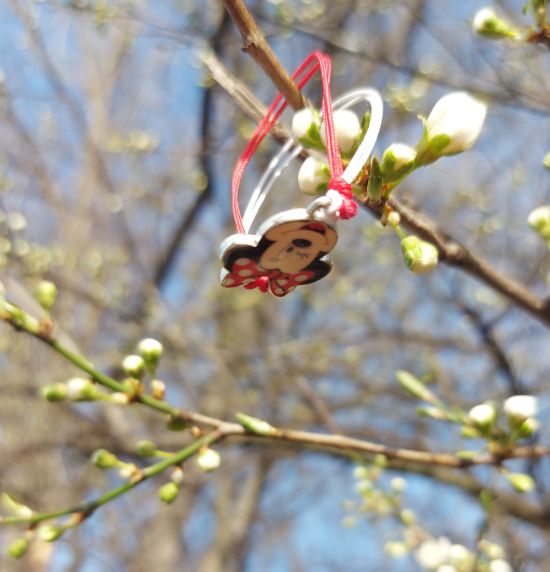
top-left (220, 51), bottom-right (383, 297)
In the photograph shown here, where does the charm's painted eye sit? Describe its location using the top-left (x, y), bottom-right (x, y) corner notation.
top-left (292, 238), bottom-right (312, 248)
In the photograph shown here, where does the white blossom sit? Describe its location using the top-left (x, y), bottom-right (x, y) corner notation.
top-left (425, 92), bottom-right (487, 156)
top-left (390, 477), bottom-right (407, 492)
top-left (137, 337), bottom-right (164, 365)
top-left (489, 559), bottom-right (513, 572)
top-left (66, 377), bottom-right (93, 400)
top-left (415, 537), bottom-right (452, 570)
top-left (298, 157), bottom-right (329, 195)
top-left (197, 448), bottom-right (221, 472)
top-left (503, 395), bottom-right (538, 421)
top-left (467, 402), bottom-right (497, 427)
top-left (321, 109), bottom-right (361, 153)
top-left (122, 354), bottom-right (146, 378)
top-left (436, 565), bottom-right (457, 572)
top-left (292, 108), bottom-right (318, 141)
top-left (527, 205), bottom-right (550, 238)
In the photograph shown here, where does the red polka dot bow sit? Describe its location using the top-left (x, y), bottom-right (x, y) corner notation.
top-left (222, 257), bottom-right (314, 297)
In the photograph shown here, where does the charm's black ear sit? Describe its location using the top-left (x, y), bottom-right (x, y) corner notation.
top-left (222, 244), bottom-right (262, 272)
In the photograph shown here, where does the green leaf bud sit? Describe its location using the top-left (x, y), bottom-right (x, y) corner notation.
top-left (42, 383), bottom-right (68, 402)
top-left (472, 8), bottom-right (520, 40)
top-left (1, 493), bottom-right (33, 518)
top-left (35, 280), bottom-right (57, 312)
top-left (366, 157), bottom-right (383, 202)
top-left (396, 370), bottom-right (438, 403)
top-left (136, 440), bottom-right (157, 457)
top-left (38, 524), bottom-right (65, 542)
top-left (158, 482), bottom-right (180, 504)
top-left (235, 412), bottom-right (275, 436)
top-left (7, 537), bottom-right (29, 559)
top-left (505, 472), bottom-right (535, 493)
top-left (91, 448), bottom-right (119, 469)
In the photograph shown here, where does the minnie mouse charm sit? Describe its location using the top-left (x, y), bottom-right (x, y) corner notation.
top-left (220, 208), bottom-right (338, 297)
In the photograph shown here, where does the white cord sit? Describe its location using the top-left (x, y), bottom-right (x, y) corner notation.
top-left (241, 87), bottom-right (384, 233)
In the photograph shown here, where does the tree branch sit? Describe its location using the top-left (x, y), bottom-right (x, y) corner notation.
top-left (222, 0), bottom-right (305, 110)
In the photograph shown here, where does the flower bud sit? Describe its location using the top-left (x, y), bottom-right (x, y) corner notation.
top-left (91, 448), bottom-right (119, 469)
top-left (136, 440), bottom-right (157, 457)
top-left (110, 392), bottom-right (130, 405)
top-left (384, 541), bottom-right (409, 557)
top-left (137, 338), bottom-right (163, 372)
top-left (42, 383), bottom-right (68, 402)
top-left (505, 472), bottom-right (535, 493)
top-left (66, 377), bottom-right (97, 401)
top-left (503, 395), bottom-right (538, 426)
top-left (381, 143), bottom-right (416, 182)
top-left (151, 379), bottom-right (166, 400)
top-left (472, 8), bottom-right (519, 40)
top-left (449, 544), bottom-right (472, 564)
top-left (390, 477), bottom-right (407, 492)
top-left (122, 355), bottom-right (146, 379)
top-left (171, 467), bottom-right (185, 485)
top-left (400, 236), bottom-right (438, 274)
top-left (516, 417), bottom-right (539, 439)
top-left (158, 482), bottom-right (180, 504)
top-left (7, 537), bottom-right (29, 559)
top-left (479, 540), bottom-right (505, 559)
top-left (297, 157), bottom-right (329, 195)
top-left (321, 109), bottom-right (362, 153)
top-left (38, 524), bottom-right (64, 542)
top-left (416, 92), bottom-right (487, 164)
top-left (400, 509), bottom-right (415, 526)
top-left (196, 448), bottom-right (221, 472)
top-left (467, 402), bottom-right (497, 431)
top-left (386, 211), bottom-right (401, 227)
top-left (352, 466), bottom-right (369, 480)
top-left (527, 205), bottom-right (550, 240)
top-left (35, 280), bottom-right (57, 312)
top-left (291, 108), bottom-right (322, 148)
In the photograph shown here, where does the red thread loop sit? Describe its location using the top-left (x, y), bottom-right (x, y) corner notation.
top-left (328, 176), bottom-right (356, 219)
top-left (231, 51), bottom-right (352, 233)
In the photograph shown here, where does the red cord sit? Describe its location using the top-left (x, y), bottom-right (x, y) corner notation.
top-left (231, 51), bottom-right (353, 234)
